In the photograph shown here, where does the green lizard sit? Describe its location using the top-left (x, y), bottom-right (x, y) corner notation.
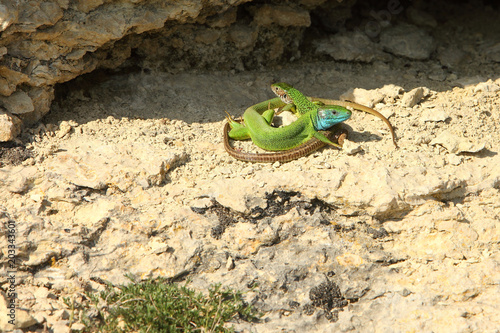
top-left (226, 96), bottom-right (352, 151)
top-left (223, 121), bottom-right (348, 162)
top-left (224, 83), bottom-right (397, 162)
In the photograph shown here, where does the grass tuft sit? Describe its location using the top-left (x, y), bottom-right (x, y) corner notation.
top-left (80, 277), bottom-right (260, 332)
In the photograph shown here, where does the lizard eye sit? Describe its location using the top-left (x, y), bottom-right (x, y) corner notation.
top-left (331, 110), bottom-right (337, 115)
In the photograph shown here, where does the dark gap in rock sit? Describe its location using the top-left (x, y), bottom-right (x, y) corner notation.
top-left (0, 141), bottom-right (32, 166)
top-left (302, 279), bottom-right (348, 322)
top-left (192, 190), bottom-right (352, 239)
top-left (53, 68), bottom-right (129, 107)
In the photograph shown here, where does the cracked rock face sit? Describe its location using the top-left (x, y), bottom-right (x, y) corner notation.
top-left (1, 0), bottom-right (349, 141)
top-left (1, 0), bottom-right (250, 139)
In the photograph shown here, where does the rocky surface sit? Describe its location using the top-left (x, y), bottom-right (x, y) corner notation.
top-left (0, 0), bottom-right (354, 141)
top-left (1, 67), bottom-right (499, 331)
top-left (0, 0), bottom-right (500, 332)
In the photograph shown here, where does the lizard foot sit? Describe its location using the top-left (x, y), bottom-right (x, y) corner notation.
top-left (332, 128), bottom-right (349, 147)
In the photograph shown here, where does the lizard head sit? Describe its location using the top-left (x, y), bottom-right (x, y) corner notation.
top-left (270, 82), bottom-right (295, 104)
top-left (314, 106), bottom-right (352, 131)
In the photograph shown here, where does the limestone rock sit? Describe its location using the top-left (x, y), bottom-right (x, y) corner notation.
top-left (25, 240), bottom-right (64, 266)
top-left (419, 107), bottom-right (450, 123)
top-left (342, 139), bottom-right (363, 155)
top-left (0, 291), bottom-right (37, 331)
top-left (0, 110), bottom-right (22, 141)
top-left (340, 87), bottom-right (384, 108)
top-left (473, 80), bottom-right (500, 93)
top-left (401, 87), bottom-right (427, 107)
top-left (406, 7), bottom-right (437, 28)
top-left (228, 24), bottom-right (257, 50)
top-left (253, 5), bottom-right (311, 27)
top-left (22, 87), bottom-right (55, 126)
top-left (44, 142), bottom-right (187, 191)
top-left (0, 165), bottom-right (38, 193)
top-left (380, 24), bottom-right (435, 60)
top-left (2, 0), bottom-right (308, 137)
top-left (437, 45), bottom-right (467, 68)
top-left (0, 91), bottom-right (34, 115)
top-left (430, 130), bottom-right (486, 154)
top-left (315, 31), bottom-right (390, 62)
top-left (378, 84), bottom-right (404, 103)
top-left (0, 76), bottom-right (16, 96)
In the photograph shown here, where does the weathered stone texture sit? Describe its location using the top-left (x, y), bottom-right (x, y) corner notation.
top-left (0, 0), bottom-right (356, 140)
top-left (253, 5), bottom-right (311, 27)
top-left (0, 110), bottom-right (21, 141)
top-left (1, 0), bottom-right (261, 140)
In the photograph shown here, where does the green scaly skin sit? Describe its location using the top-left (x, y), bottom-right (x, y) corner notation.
top-left (271, 82), bottom-right (318, 116)
top-left (271, 82), bottom-right (398, 147)
top-left (224, 82), bottom-right (397, 162)
top-left (226, 94), bottom-right (352, 151)
top-left (223, 121), bottom-right (347, 163)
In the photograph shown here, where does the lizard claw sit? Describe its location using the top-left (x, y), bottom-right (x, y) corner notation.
top-left (224, 110), bottom-right (236, 123)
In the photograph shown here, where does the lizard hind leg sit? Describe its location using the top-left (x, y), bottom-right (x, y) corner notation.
top-left (224, 111), bottom-right (251, 140)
